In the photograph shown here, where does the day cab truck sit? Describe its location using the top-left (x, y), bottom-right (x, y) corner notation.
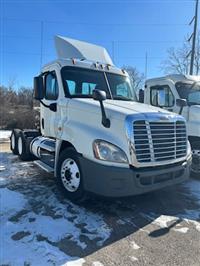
top-left (142, 74), bottom-right (200, 177)
top-left (10, 36), bottom-right (192, 201)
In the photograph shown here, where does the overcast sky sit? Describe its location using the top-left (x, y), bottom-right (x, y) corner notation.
top-left (0, 0), bottom-right (198, 88)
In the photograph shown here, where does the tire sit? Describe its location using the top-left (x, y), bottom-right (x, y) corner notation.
top-left (10, 129), bottom-right (21, 155)
top-left (56, 148), bottom-right (86, 202)
top-left (17, 131), bottom-right (33, 161)
top-left (191, 141), bottom-right (200, 178)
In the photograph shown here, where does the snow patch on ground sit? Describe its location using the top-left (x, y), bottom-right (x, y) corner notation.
top-left (0, 154), bottom-right (112, 266)
top-left (131, 240), bottom-right (140, 250)
top-left (174, 227), bottom-right (189, 233)
top-left (0, 130), bottom-right (11, 141)
top-left (92, 261), bottom-right (104, 266)
top-left (150, 215), bottom-right (177, 228)
top-left (65, 259), bottom-right (86, 266)
top-left (0, 188), bottom-right (27, 216)
top-left (142, 180), bottom-right (200, 233)
top-left (130, 256), bottom-right (138, 262)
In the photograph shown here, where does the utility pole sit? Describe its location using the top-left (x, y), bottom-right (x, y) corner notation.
top-left (189, 0), bottom-right (199, 75)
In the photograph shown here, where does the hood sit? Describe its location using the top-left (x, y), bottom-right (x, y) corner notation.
top-left (104, 100), bottom-right (170, 114)
top-left (70, 99), bottom-right (172, 120)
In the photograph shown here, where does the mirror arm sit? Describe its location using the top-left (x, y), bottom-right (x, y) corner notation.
top-left (40, 100), bottom-right (49, 108)
top-left (179, 106), bottom-right (184, 115)
top-left (39, 100), bottom-right (57, 112)
top-left (99, 101), bottom-right (110, 128)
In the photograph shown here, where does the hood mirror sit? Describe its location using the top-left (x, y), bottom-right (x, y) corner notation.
top-left (93, 89), bottom-right (110, 128)
top-left (176, 98), bottom-right (187, 114)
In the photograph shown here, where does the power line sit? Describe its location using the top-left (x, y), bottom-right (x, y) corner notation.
top-left (1, 0), bottom-right (196, 3)
top-left (0, 34), bottom-right (185, 44)
top-left (2, 17), bottom-right (188, 27)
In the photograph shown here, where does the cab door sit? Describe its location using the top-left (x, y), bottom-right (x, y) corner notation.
top-left (40, 71), bottom-right (59, 137)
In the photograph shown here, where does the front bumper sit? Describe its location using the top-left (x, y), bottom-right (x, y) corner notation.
top-left (79, 156), bottom-right (192, 197)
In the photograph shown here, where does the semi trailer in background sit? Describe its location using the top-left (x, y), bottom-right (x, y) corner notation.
top-left (141, 74), bottom-right (200, 177)
top-left (10, 37), bottom-right (192, 201)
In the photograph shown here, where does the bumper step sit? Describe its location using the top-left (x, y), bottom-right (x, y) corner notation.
top-left (34, 160), bottom-right (54, 173)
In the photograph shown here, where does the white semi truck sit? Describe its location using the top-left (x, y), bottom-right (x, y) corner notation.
top-left (10, 37), bottom-right (192, 201)
top-left (142, 75), bottom-right (200, 177)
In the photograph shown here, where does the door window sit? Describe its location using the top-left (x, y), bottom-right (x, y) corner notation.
top-left (150, 85), bottom-right (174, 107)
top-left (45, 72), bottom-right (59, 100)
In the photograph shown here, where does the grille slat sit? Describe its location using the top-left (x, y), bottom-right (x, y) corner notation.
top-left (133, 120), bottom-right (187, 164)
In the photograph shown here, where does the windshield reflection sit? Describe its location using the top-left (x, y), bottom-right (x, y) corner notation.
top-left (176, 81), bottom-right (200, 106)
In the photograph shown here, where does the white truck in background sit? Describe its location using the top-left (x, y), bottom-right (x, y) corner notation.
top-left (141, 74), bottom-right (200, 177)
top-left (10, 37), bottom-right (192, 201)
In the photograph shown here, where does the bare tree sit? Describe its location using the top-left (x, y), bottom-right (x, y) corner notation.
top-left (123, 66), bottom-right (145, 92)
top-left (161, 32), bottom-right (200, 75)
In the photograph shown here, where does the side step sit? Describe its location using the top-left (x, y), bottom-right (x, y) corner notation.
top-left (34, 160), bottom-right (54, 173)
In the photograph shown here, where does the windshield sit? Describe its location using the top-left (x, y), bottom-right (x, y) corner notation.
top-left (61, 66), bottom-right (137, 101)
top-left (176, 81), bottom-right (200, 106)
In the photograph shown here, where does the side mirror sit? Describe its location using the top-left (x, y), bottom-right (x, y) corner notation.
top-left (92, 89), bottom-right (106, 102)
top-left (139, 89), bottom-right (144, 103)
top-left (92, 89), bottom-right (110, 128)
top-left (176, 98), bottom-right (187, 115)
top-left (34, 76), bottom-right (44, 100)
top-left (49, 103), bottom-right (57, 112)
top-left (176, 98), bottom-right (187, 107)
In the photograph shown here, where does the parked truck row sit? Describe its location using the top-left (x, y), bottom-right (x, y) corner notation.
top-left (10, 36), bottom-right (192, 201)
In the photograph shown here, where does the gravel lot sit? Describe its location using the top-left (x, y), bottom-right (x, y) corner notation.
top-left (0, 141), bottom-right (200, 266)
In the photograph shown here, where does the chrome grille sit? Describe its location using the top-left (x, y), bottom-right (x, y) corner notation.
top-left (133, 120), bottom-right (187, 163)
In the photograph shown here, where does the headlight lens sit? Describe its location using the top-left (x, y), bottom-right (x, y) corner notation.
top-left (187, 140), bottom-right (192, 157)
top-left (93, 140), bottom-right (128, 164)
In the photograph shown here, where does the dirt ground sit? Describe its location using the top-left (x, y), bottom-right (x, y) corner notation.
top-left (0, 142), bottom-right (200, 266)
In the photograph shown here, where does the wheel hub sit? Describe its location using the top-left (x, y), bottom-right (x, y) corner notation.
top-left (64, 169), bottom-right (72, 181)
top-left (61, 158), bottom-right (80, 192)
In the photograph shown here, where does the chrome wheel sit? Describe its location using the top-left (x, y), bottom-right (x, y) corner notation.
top-left (191, 149), bottom-right (200, 174)
top-left (11, 133), bottom-right (15, 150)
top-left (61, 158), bottom-right (81, 192)
top-left (18, 136), bottom-right (23, 155)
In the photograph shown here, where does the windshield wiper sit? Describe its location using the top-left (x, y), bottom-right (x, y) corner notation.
top-left (112, 95), bottom-right (133, 101)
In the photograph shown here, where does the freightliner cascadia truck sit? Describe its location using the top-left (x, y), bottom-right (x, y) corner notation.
top-left (142, 75), bottom-right (199, 177)
top-left (10, 36), bottom-right (192, 201)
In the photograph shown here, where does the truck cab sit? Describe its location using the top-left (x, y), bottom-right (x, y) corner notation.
top-left (144, 74), bottom-right (200, 176)
top-left (11, 37), bottom-right (192, 201)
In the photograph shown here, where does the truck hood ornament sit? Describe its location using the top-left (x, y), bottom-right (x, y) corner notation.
top-left (55, 35), bottom-right (113, 65)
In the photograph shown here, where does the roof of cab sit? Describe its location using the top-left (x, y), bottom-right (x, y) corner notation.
top-left (146, 74), bottom-right (200, 84)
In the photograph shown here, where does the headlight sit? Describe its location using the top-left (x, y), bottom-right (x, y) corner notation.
top-left (93, 140), bottom-right (128, 164)
top-left (187, 140), bottom-right (192, 157)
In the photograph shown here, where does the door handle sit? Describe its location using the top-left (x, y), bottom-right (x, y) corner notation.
top-left (42, 118), bottom-right (44, 129)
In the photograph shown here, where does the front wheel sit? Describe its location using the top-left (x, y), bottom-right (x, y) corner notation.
top-left (191, 141), bottom-right (200, 178)
top-left (57, 148), bottom-right (86, 201)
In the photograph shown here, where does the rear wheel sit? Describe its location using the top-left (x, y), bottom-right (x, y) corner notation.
top-left (10, 129), bottom-right (21, 155)
top-left (191, 141), bottom-right (200, 178)
top-left (17, 131), bottom-right (34, 161)
top-left (57, 148), bottom-right (86, 202)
